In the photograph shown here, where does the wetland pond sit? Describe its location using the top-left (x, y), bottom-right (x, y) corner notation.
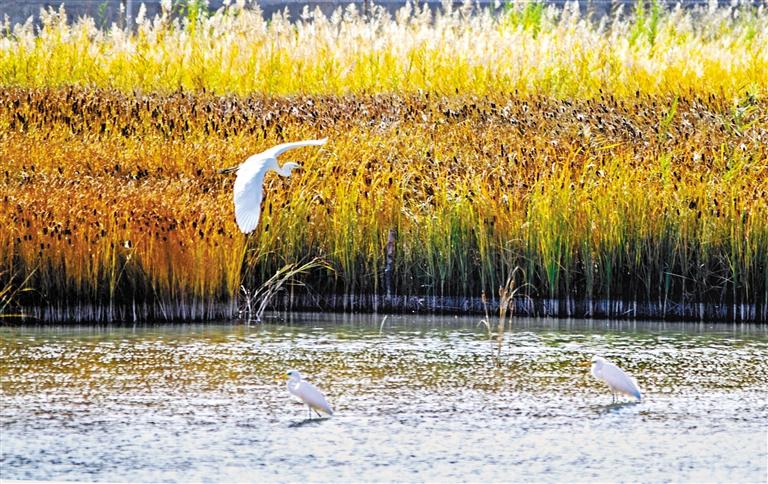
top-left (1, 314), bottom-right (767, 482)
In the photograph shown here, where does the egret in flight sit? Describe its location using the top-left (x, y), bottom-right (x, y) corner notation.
top-left (222, 139), bottom-right (327, 233)
top-left (286, 370), bottom-right (334, 419)
top-left (590, 355), bottom-right (643, 402)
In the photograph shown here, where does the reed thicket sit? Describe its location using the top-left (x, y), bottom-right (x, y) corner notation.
top-left (1, 87), bottom-right (765, 319)
top-left (0, 2), bottom-right (766, 320)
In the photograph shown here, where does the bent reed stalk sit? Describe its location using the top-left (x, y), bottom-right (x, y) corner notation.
top-left (0, 2), bottom-right (766, 321)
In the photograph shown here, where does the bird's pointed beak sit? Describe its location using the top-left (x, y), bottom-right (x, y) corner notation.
top-left (579, 360), bottom-right (592, 367)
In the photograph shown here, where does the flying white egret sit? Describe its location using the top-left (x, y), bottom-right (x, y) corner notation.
top-left (224, 138), bottom-right (327, 233)
top-left (590, 355), bottom-right (643, 402)
top-left (286, 369), bottom-right (334, 419)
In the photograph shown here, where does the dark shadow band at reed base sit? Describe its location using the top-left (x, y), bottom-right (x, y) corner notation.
top-left (13, 294), bottom-right (767, 323)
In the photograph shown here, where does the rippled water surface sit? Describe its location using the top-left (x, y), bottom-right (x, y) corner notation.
top-left (2, 315), bottom-right (767, 482)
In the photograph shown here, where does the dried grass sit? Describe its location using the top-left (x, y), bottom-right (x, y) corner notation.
top-left (1, 87), bottom-right (765, 318)
top-left (0, 2), bottom-right (765, 319)
top-left (0, 2), bottom-right (765, 97)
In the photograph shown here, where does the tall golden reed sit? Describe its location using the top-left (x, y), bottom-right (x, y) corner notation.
top-left (0, 2), bottom-right (765, 320)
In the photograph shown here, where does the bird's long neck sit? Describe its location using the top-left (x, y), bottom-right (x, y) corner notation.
top-left (273, 161), bottom-right (293, 177)
top-left (288, 377), bottom-right (301, 391)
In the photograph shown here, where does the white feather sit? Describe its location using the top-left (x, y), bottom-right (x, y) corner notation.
top-left (231, 138), bottom-right (327, 234)
top-left (260, 138), bottom-right (328, 159)
top-left (287, 370), bottom-right (334, 416)
top-left (591, 356), bottom-right (642, 401)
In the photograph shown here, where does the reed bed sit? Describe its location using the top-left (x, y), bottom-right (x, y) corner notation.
top-left (0, 2), bottom-right (766, 320)
top-left (0, 1), bottom-right (766, 98)
top-left (1, 86), bottom-right (765, 320)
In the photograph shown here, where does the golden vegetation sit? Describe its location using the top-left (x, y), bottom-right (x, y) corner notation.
top-left (1, 86), bottom-right (765, 319)
top-left (0, 2), bottom-right (766, 320)
top-left (0, 2), bottom-right (765, 98)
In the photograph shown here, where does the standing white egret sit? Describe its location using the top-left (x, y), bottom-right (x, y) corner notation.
top-left (590, 355), bottom-right (643, 402)
top-left (224, 138), bottom-right (327, 233)
top-left (286, 369), bottom-right (334, 418)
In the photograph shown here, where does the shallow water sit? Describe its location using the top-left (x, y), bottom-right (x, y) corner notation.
top-left (2, 314), bottom-right (767, 482)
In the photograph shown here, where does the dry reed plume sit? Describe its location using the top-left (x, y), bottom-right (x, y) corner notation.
top-left (0, 2), bottom-right (765, 98)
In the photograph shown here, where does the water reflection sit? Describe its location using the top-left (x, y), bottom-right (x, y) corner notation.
top-left (288, 418), bottom-right (331, 428)
top-left (592, 401), bottom-right (643, 415)
top-left (1, 314), bottom-right (767, 482)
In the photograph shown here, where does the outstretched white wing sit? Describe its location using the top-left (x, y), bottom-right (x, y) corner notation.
top-left (233, 154), bottom-right (272, 234)
top-left (260, 138), bottom-right (327, 159)
top-left (232, 138), bottom-right (327, 234)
